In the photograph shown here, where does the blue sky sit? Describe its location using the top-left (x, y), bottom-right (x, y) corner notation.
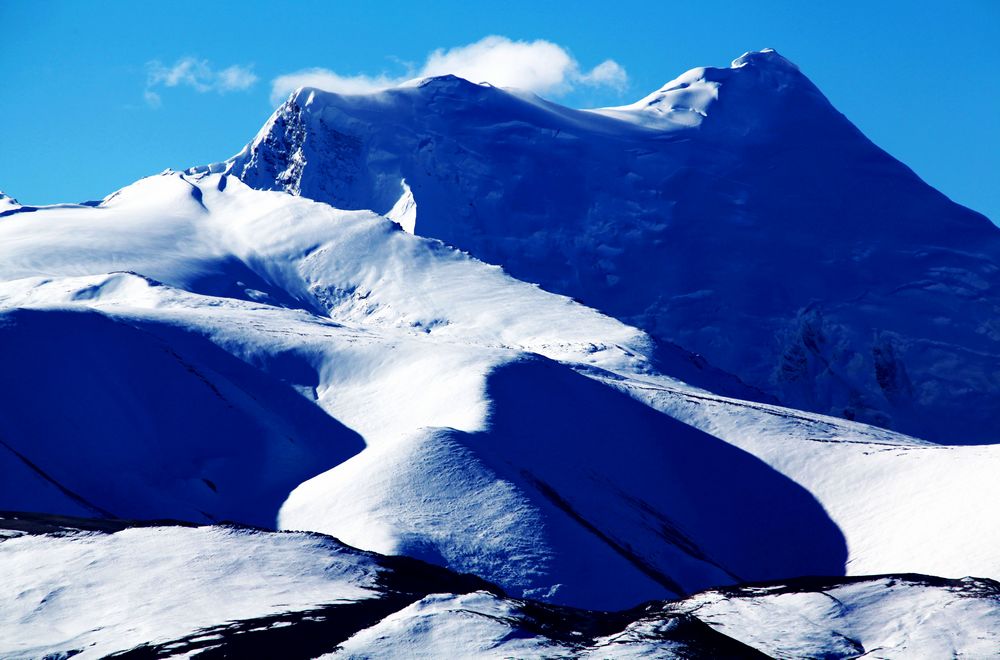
top-left (1, 0), bottom-right (997, 222)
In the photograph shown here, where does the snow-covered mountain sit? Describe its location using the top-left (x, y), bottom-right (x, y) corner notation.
top-left (2, 49), bottom-right (1000, 656)
top-left (2, 170), bottom-right (999, 614)
top-left (210, 48), bottom-right (1000, 444)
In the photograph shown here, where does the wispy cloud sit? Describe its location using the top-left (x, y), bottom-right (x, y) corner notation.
top-left (145, 57), bottom-right (258, 106)
top-left (270, 36), bottom-right (628, 104)
top-left (270, 70), bottom-right (399, 101)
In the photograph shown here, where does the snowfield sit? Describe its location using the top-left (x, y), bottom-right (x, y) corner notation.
top-left (0, 523), bottom-right (381, 658)
top-left (2, 49), bottom-right (999, 656)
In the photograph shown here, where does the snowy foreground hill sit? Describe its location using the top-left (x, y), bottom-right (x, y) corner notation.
top-left (2, 50), bottom-right (1000, 656)
top-left (3, 513), bottom-right (1000, 659)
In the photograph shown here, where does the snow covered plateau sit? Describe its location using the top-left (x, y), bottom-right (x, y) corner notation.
top-left (2, 49), bottom-right (999, 657)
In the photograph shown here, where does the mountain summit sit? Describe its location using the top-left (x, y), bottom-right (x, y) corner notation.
top-left (213, 50), bottom-right (1000, 443)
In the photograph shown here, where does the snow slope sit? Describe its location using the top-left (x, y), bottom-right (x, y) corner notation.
top-left (2, 172), bottom-right (1000, 612)
top-left (606, 372), bottom-right (1000, 585)
top-left (0, 515), bottom-right (494, 659)
top-left (0, 191), bottom-right (18, 214)
top-left (281, 356), bottom-right (847, 610)
top-left (216, 49), bottom-right (1000, 443)
top-left (3, 515), bottom-right (998, 659)
top-left (351, 575), bottom-right (1000, 659)
top-left (0, 305), bottom-right (363, 526)
top-left (672, 574), bottom-right (1000, 659)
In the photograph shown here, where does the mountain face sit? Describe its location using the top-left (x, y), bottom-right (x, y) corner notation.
top-left (214, 49), bottom-right (1000, 444)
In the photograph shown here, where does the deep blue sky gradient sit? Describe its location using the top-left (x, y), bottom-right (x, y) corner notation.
top-left (1, 0), bottom-right (996, 221)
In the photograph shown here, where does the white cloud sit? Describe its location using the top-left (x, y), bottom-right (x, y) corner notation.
top-left (420, 36), bottom-right (575, 92)
top-left (578, 59), bottom-right (629, 90)
top-left (270, 36), bottom-right (627, 104)
top-left (270, 69), bottom-right (399, 101)
top-left (215, 65), bottom-right (259, 92)
top-left (146, 57), bottom-right (258, 106)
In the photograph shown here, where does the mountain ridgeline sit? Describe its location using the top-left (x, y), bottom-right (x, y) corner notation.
top-left (209, 49), bottom-right (1000, 444)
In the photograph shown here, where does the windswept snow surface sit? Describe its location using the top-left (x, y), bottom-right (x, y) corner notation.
top-left (672, 575), bottom-right (1000, 659)
top-left (1, 172), bottom-right (1000, 612)
top-left (0, 524), bottom-right (380, 659)
top-left (0, 516), bottom-right (496, 659)
top-left (219, 48), bottom-right (1000, 444)
top-left (344, 575), bottom-right (1000, 659)
top-left (2, 516), bottom-right (998, 659)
